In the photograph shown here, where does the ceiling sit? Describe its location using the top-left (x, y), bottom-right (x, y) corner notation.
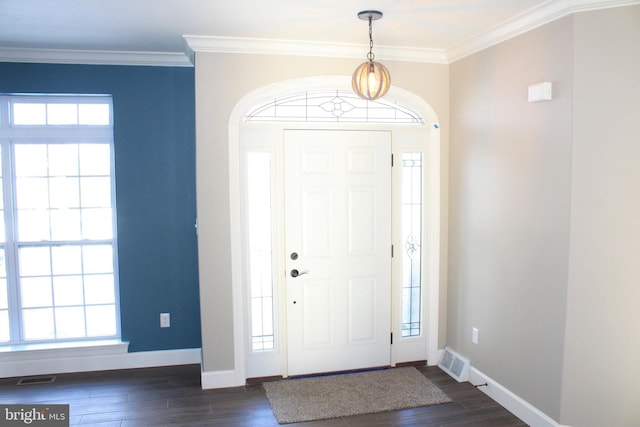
top-left (0, 0), bottom-right (634, 66)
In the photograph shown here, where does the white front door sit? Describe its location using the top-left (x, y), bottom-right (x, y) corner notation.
top-left (284, 129), bottom-right (392, 376)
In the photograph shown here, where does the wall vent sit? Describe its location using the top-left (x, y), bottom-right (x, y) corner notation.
top-left (17, 376), bottom-right (56, 386)
top-left (438, 347), bottom-right (469, 382)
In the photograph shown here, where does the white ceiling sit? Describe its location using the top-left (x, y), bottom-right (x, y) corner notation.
top-left (0, 0), bottom-right (635, 66)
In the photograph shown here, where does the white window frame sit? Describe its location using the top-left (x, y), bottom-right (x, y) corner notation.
top-left (0, 94), bottom-right (121, 345)
top-left (239, 90), bottom-right (432, 378)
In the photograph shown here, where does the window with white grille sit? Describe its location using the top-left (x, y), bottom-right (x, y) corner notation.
top-left (0, 95), bottom-right (119, 344)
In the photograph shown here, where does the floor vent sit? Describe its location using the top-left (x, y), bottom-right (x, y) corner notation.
top-left (438, 347), bottom-right (469, 382)
top-left (17, 376), bottom-right (56, 386)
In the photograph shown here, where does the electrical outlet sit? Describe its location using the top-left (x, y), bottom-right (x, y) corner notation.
top-left (472, 327), bottom-right (479, 344)
top-left (160, 313), bottom-right (171, 328)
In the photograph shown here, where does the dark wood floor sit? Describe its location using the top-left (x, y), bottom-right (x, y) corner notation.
top-left (0, 364), bottom-right (528, 426)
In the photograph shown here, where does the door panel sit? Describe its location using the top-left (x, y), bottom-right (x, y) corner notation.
top-left (284, 129), bottom-right (391, 376)
top-left (301, 189), bottom-right (332, 256)
top-left (348, 187), bottom-right (377, 254)
top-left (302, 279), bottom-right (333, 347)
top-left (347, 277), bottom-right (376, 343)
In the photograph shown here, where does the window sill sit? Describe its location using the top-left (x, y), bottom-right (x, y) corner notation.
top-left (0, 339), bottom-right (129, 362)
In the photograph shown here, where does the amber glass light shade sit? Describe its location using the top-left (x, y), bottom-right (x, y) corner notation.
top-left (352, 60), bottom-right (391, 100)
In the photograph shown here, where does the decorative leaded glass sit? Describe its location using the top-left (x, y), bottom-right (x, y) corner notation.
top-left (245, 91), bottom-right (424, 124)
top-left (247, 152), bottom-right (275, 351)
top-left (401, 152), bottom-right (423, 337)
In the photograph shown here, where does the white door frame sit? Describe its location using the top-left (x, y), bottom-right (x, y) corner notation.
top-left (228, 76), bottom-right (442, 385)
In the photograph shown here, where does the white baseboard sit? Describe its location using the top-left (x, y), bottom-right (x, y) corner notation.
top-left (201, 369), bottom-right (239, 389)
top-left (0, 341), bottom-right (201, 378)
top-left (469, 366), bottom-right (566, 427)
top-left (202, 348), bottom-right (447, 391)
top-left (428, 347), bottom-right (445, 366)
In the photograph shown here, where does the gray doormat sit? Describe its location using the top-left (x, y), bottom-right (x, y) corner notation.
top-left (263, 367), bottom-right (452, 424)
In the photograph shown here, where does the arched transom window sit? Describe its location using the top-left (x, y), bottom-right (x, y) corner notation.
top-left (244, 90), bottom-right (425, 124)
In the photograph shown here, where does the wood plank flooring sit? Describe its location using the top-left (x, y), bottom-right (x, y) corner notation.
top-left (0, 364), bottom-right (528, 426)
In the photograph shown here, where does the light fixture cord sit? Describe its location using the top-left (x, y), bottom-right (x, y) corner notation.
top-left (367, 15), bottom-right (375, 62)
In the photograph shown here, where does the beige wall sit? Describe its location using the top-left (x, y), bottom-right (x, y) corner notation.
top-left (449, 5), bottom-right (640, 426)
top-left (449, 16), bottom-right (574, 420)
top-left (561, 6), bottom-right (640, 427)
top-left (194, 53), bottom-right (449, 372)
top-left (196, 5), bottom-right (639, 425)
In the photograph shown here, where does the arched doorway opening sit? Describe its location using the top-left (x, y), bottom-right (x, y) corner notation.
top-left (228, 76), bottom-right (443, 383)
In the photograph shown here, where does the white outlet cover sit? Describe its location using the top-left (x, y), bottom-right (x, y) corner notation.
top-left (472, 327), bottom-right (479, 344)
top-left (160, 313), bottom-right (171, 328)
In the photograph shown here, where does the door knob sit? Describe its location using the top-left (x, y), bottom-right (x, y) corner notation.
top-left (290, 269), bottom-right (309, 278)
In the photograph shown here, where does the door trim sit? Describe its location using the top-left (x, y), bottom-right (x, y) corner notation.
top-left (228, 76), bottom-right (443, 385)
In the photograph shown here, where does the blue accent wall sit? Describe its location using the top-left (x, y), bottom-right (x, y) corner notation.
top-left (0, 62), bottom-right (200, 352)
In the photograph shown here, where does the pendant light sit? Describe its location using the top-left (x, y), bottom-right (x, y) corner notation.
top-left (352, 10), bottom-right (391, 100)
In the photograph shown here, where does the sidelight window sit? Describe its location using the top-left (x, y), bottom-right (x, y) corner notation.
top-left (400, 153), bottom-right (423, 337)
top-left (246, 151), bottom-right (275, 351)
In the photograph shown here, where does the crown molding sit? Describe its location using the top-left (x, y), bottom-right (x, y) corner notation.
top-left (446, 0), bottom-right (640, 62)
top-left (0, 47), bottom-right (192, 67)
top-left (182, 35), bottom-right (448, 64)
top-left (0, 0), bottom-right (636, 67)
top-left (185, 0), bottom-right (638, 65)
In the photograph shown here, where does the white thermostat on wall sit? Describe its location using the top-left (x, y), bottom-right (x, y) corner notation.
top-left (528, 82), bottom-right (553, 102)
